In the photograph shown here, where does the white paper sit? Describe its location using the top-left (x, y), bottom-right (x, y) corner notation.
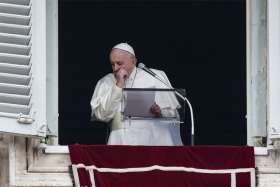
top-left (123, 89), bottom-right (155, 118)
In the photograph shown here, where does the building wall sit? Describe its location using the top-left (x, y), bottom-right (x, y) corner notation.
top-left (0, 0), bottom-right (279, 187)
top-left (0, 135), bottom-right (279, 187)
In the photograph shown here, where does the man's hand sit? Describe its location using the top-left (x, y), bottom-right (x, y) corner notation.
top-left (150, 103), bottom-right (161, 117)
top-left (115, 69), bottom-right (128, 88)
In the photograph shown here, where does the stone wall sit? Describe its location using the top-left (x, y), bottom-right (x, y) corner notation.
top-left (0, 135), bottom-right (279, 187)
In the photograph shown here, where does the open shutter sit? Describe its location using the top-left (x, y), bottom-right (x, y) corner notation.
top-left (268, 0), bottom-right (280, 145)
top-left (246, 0), bottom-right (267, 146)
top-left (0, 0), bottom-right (47, 137)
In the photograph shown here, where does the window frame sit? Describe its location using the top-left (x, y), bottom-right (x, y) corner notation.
top-left (45, 0), bottom-right (271, 156)
top-left (11, 0), bottom-right (275, 155)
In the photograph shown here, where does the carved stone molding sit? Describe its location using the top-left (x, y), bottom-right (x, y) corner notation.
top-left (9, 136), bottom-right (73, 187)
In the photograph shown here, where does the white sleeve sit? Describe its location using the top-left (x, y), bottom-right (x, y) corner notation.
top-left (155, 70), bottom-right (181, 118)
top-left (90, 79), bottom-right (122, 122)
top-left (156, 70), bottom-right (180, 106)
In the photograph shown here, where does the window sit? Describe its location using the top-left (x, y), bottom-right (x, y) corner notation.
top-left (58, 0), bottom-right (247, 145)
top-left (1, 0), bottom-right (280, 150)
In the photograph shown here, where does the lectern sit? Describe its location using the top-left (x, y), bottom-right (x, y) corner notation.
top-left (121, 88), bottom-right (186, 143)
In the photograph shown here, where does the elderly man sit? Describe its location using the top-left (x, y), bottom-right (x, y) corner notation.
top-left (90, 43), bottom-right (182, 145)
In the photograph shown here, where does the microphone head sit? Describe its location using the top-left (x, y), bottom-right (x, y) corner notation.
top-left (138, 63), bottom-right (145, 69)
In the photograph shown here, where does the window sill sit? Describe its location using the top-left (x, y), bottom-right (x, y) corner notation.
top-left (44, 145), bottom-right (269, 156)
top-left (44, 145), bottom-right (69, 154)
top-left (254, 147), bottom-right (268, 155)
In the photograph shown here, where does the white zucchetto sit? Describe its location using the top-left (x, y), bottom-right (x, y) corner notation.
top-left (112, 43), bottom-right (135, 56)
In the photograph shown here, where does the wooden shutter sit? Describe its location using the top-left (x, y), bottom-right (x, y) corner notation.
top-left (268, 0), bottom-right (280, 144)
top-left (0, 0), bottom-right (47, 137)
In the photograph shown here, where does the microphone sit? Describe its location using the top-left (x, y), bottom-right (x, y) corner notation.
top-left (138, 63), bottom-right (157, 77)
top-left (138, 63), bottom-right (171, 89)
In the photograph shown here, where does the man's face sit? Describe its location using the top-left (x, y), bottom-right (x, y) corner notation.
top-left (110, 48), bottom-right (136, 77)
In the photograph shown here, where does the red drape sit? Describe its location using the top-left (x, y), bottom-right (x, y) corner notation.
top-left (69, 145), bottom-right (255, 187)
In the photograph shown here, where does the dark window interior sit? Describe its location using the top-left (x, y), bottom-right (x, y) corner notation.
top-left (59, 0), bottom-right (246, 145)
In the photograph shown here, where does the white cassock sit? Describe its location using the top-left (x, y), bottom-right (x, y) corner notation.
top-left (90, 67), bottom-right (183, 145)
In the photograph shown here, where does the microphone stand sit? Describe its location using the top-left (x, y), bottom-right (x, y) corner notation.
top-left (145, 70), bottom-right (195, 146)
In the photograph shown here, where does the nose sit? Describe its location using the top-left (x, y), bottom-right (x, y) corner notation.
top-left (113, 64), bottom-right (120, 72)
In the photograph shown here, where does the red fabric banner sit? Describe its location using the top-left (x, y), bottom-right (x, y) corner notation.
top-left (68, 145), bottom-right (255, 187)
